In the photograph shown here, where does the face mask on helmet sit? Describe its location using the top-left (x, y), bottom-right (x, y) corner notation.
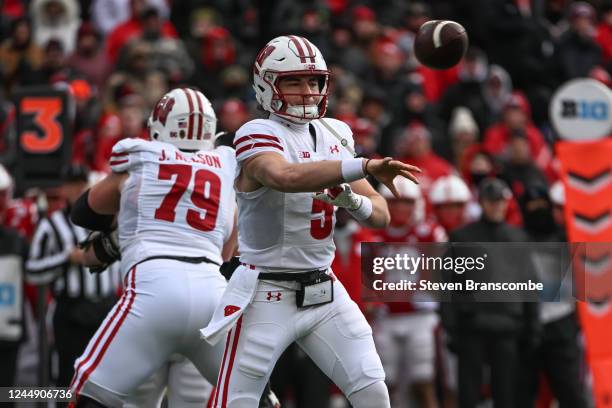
top-left (253, 36), bottom-right (330, 124)
top-left (273, 73), bottom-right (329, 121)
top-left (148, 88), bottom-right (218, 151)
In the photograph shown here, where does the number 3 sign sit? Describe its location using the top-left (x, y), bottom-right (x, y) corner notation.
top-left (13, 87), bottom-right (72, 191)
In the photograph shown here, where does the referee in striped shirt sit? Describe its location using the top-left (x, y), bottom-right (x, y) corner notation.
top-left (26, 164), bottom-right (121, 388)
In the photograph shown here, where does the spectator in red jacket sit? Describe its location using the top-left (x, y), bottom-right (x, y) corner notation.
top-left (94, 95), bottom-right (147, 171)
top-left (343, 116), bottom-right (380, 159)
top-left (218, 99), bottom-right (250, 134)
top-left (106, 1), bottom-right (177, 64)
top-left (482, 91), bottom-right (552, 177)
top-left (597, 1), bottom-right (612, 62)
top-left (189, 26), bottom-right (237, 102)
top-left (395, 122), bottom-right (453, 193)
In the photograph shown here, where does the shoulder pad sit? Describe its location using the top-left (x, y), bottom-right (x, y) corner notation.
top-left (233, 119), bottom-right (285, 162)
top-left (109, 138), bottom-right (155, 173)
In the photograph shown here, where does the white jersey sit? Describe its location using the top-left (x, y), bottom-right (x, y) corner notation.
top-left (234, 115), bottom-right (355, 272)
top-left (110, 138), bottom-right (236, 270)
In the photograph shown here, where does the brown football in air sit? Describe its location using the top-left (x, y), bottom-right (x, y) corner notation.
top-left (414, 20), bottom-right (469, 70)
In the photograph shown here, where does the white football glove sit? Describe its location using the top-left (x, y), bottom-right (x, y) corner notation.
top-left (313, 184), bottom-right (362, 211)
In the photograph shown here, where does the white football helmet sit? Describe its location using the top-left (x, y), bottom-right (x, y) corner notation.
top-left (378, 177), bottom-right (424, 223)
top-left (253, 35), bottom-right (330, 123)
top-left (0, 164), bottom-right (12, 217)
top-left (378, 177), bottom-right (422, 200)
top-left (429, 175), bottom-right (471, 204)
top-left (0, 164), bottom-right (12, 191)
top-left (148, 88), bottom-right (217, 151)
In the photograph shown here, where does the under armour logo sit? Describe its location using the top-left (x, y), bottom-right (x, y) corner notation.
top-left (299, 151), bottom-right (311, 159)
top-left (330, 145), bottom-right (340, 154)
top-left (224, 305), bottom-right (241, 316)
top-left (266, 291), bottom-right (282, 302)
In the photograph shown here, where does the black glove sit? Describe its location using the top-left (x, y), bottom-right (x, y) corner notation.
top-left (88, 263), bottom-right (109, 274)
top-left (80, 230), bottom-right (121, 273)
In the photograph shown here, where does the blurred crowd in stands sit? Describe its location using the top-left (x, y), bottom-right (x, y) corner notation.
top-left (0, 0), bottom-right (606, 406)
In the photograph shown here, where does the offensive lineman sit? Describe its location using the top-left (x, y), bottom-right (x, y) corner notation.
top-left (201, 35), bottom-right (420, 407)
top-left (67, 88), bottom-right (238, 407)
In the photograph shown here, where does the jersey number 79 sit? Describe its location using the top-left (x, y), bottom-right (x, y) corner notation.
top-left (154, 164), bottom-right (221, 232)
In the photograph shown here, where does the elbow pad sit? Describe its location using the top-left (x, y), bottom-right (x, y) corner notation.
top-left (71, 190), bottom-right (115, 232)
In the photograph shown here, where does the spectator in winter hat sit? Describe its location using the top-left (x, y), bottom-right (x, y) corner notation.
top-left (30, 0), bottom-right (80, 54)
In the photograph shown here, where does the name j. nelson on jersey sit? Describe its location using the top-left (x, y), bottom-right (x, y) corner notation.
top-left (157, 148), bottom-right (223, 168)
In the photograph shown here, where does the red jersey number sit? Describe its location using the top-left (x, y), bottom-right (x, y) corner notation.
top-left (310, 194), bottom-right (334, 239)
top-left (154, 164), bottom-right (221, 232)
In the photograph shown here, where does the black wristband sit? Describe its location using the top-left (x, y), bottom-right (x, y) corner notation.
top-left (71, 190), bottom-right (115, 232)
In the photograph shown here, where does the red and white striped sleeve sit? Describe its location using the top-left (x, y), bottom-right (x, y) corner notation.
top-left (109, 138), bottom-right (142, 173)
top-left (233, 122), bottom-right (285, 163)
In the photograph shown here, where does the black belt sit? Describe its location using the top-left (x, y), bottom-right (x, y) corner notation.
top-left (259, 269), bottom-right (329, 283)
top-left (135, 255), bottom-right (220, 267)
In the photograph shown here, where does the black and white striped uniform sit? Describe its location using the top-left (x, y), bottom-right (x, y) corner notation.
top-left (26, 206), bottom-right (121, 387)
top-left (26, 208), bottom-right (121, 299)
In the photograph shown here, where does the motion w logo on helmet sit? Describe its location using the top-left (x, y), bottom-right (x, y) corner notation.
top-left (254, 45), bottom-right (276, 75)
top-left (152, 95), bottom-right (175, 126)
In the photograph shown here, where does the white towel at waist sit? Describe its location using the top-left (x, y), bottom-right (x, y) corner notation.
top-left (200, 264), bottom-right (259, 345)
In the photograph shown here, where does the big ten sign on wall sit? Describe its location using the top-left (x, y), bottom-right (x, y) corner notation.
top-left (552, 78), bottom-right (612, 407)
top-left (13, 87), bottom-right (73, 192)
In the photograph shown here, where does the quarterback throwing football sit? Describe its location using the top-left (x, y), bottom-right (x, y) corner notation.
top-left (201, 35), bottom-right (420, 408)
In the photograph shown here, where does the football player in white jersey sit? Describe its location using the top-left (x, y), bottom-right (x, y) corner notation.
top-left (66, 88), bottom-right (239, 408)
top-left (200, 35), bottom-right (421, 408)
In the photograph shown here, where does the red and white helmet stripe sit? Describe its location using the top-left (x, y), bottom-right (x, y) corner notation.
top-left (148, 88), bottom-right (218, 151)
